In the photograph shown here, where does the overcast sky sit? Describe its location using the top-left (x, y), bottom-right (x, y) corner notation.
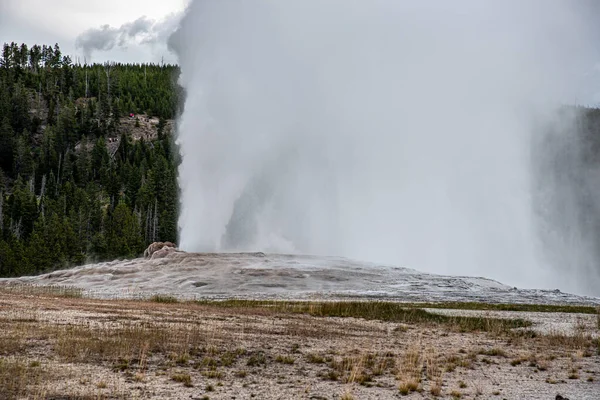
top-left (0, 0), bottom-right (189, 64)
top-left (1, 0), bottom-right (600, 104)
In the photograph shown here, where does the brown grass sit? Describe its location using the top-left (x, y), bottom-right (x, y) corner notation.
top-left (0, 285), bottom-right (598, 399)
top-left (172, 372), bottom-right (193, 387)
top-left (397, 346), bottom-right (422, 394)
top-left (0, 358), bottom-right (47, 399)
top-left (197, 300), bottom-right (532, 333)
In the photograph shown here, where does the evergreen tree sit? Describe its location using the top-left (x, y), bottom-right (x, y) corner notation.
top-left (0, 42), bottom-right (182, 276)
top-left (0, 117), bottom-right (14, 173)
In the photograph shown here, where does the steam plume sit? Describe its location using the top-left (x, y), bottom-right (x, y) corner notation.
top-left (76, 14), bottom-right (181, 61)
top-left (171, 1), bottom-right (600, 294)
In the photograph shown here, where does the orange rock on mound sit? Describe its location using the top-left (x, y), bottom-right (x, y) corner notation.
top-left (144, 242), bottom-right (178, 259)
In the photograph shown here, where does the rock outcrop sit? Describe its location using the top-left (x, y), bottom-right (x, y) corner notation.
top-left (144, 242), bottom-right (178, 259)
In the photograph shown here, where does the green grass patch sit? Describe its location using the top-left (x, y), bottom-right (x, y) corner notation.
top-left (275, 355), bottom-right (295, 364)
top-left (246, 351), bottom-right (267, 367)
top-left (195, 300), bottom-right (531, 333)
top-left (149, 295), bottom-right (179, 304)
top-left (171, 373), bottom-right (193, 387)
top-left (405, 301), bottom-right (598, 314)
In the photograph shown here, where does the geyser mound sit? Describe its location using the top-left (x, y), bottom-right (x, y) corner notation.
top-left (171, 1), bottom-right (600, 294)
top-left (2, 252), bottom-right (599, 305)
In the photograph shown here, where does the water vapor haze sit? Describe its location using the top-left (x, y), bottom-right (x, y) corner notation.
top-left (76, 13), bottom-right (181, 61)
top-left (171, 1), bottom-right (600, 295)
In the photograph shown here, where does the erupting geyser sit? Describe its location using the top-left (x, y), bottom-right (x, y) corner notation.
top-left (170, 1), bottom-right (600, 295)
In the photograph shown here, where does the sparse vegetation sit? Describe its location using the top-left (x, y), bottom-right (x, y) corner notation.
top-left (172, 373), bottom-right (193, 387)
top-left (0, 286), bottom-right (598, 399)
top-left (478, 348), bottom-right (507, 357)
top-left (235, 370), bottom-right (248, 378)
top-left (0, 284), bottom-right (83, 298)
top-left (397, 346), bottom-right (422, 395)
top-left (196, 300), bottom-right (532, 332)
top-left (307, 353), bottom-right (326, 363)
top-left (150, 294), bottom-right (179, 304)
top-left (568, 370), bottom-right (580, 380)
top-left (399, 380), bottom-right (419, 395)
top-left (0, 358), bottom-right (46, 399)
top-left (407, 302), bottom-right (599, 314)
top-left (247, 352), bottom-right (267, 367)
top-left (275, 354), bottom-right (295, 364)
top-left (203, 369), bottom-right (224, 379)
top-left (340, 391), bottom-right (355, 400)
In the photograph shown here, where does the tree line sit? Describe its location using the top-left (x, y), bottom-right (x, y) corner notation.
top-left (0, 42), bottom-right (181, 277)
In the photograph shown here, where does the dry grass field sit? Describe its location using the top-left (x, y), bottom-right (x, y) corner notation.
top-left (0, 286), bottom-right (598, 399)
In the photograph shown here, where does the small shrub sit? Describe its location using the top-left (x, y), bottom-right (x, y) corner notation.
top-left (536, 360), bottom-right (549, 371)
top-left (176, 353), bottom-right (190, 365)
top-left (220, 352), bottom-right (236, 367)
top-left (325, 370), bottom-right (339, 381)
top-left (306, 353), bottom-right (325, 364)
top-left (398, 380), bottom-right (419, 395)
top-left (235, 370), bottom-right (248, 378)
top-left (478, 348), bottom-right (507, 357)
top-left (112, 358), bottom-right (130, 372)
top-left (340, 392), bottom-right (354, 400)
top-left (568, 372), bottom-right (579, 380)
top-left (150, 295), bottom-right (178, 304)
top-left (172, 373), bottom-right (193, 387)
top-left (201, 357), bottom-right (218, 368)
top-left (247, 352), bottom-right (267, 367)
top-left (203, 369), bottom-right (224, 379)
top-left (235, 347), bottom-right (247, 356)
top-left (275, 355), bottom-right (295, 364)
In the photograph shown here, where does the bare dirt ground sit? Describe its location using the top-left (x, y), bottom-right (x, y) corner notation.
top-left (0, 287), bottom-right (598, 400)
top-left (118, 115), bottom-right (174, 141)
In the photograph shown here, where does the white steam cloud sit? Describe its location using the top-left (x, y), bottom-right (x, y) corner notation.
top-left (171, 1), bottom-right (600, 294)
top-left (76, 14), bottom-right (182, 61)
